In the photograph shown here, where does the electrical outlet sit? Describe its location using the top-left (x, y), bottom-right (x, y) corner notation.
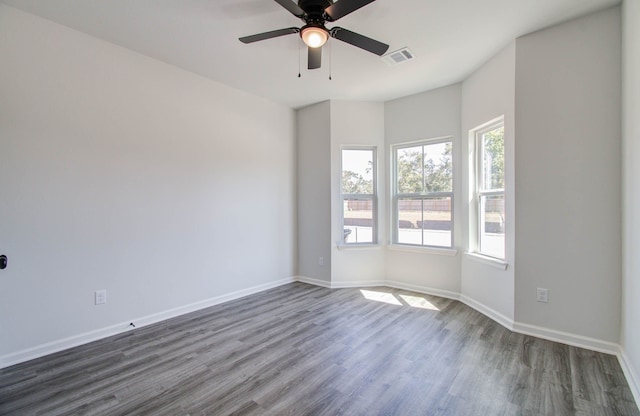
top-left (318, 257), bottom-right (325, 266)
top-left (536, 288), bottom-right (548, 303)
top-left (95, 289), bottom-right (107, 305)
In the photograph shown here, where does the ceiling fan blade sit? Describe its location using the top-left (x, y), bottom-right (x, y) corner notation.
top-left (330, 27), bottom-right (389, 55)
top-left (308, 46), bottom-right (322, 69)
top-left (273, 0), bottom-right (305, 18)
top-left (239, 27), bottom-right (300, 44)
top-left (324, 0), bottom-right (375, 21)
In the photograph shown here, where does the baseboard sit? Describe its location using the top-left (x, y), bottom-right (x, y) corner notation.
top-left (511, 321), bottom-right (620, 355)
top-left (3, 275), bottom-right (635, 407)
top-left (618, 349), bottom-right (640, 406)
top-left (295, 276), bottom-right (388, 289)
top-left (385, 280), bottom-right (460, 301)
top-left (457, 295), bottom-right (620, 356)
top-left (330, 279), bottom-right (387, 288)
top-left (295, 276), bottom-right (389, 289)
top-left (295, 276), bottom-right (461, 299)
top-left (459, 294), bottom-right (515, 331)
top-left (0, 277), bottom-right (295, 369)
top-left (296, 276), bottom-right (622, 358)
top-left (0, 320), bottom-right (136, 370)
top-left (295, 275), bottom-right (332, 288)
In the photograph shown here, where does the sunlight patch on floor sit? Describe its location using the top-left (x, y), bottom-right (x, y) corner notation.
top-left (399, 294), bottom-right (440, 310)
top-left (360, 289), bottom-right (402, 305)
top-left (360, 290), bottom-right (440, 311)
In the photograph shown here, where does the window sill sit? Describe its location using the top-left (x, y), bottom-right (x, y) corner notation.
top-left (387, 244), bottom-right (458, 256)
top-left (336, 243), bottom-right (382, 251)
top-left (464, 252), bottom-right (508, 270)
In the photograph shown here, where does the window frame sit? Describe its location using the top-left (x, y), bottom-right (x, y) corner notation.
top-left (340, 146), bottom-right (378, 245)
top-left (473, 118), bottom-right (505, 260)
top-left (392, 137), bottom-right (454, 249)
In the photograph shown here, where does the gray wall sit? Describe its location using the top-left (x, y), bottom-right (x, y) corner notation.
top-left (514, 7), bottom-right (622, 342)
top-left (330, 101), bottom-right (386, 285)
top-left (460, 42), bottom-right (516, 321)
top-left (622, 0), bottom-right (640, 399)
top-left (0, 5), bottom-right (296, 363)
top-left (296, 102), bottom-right (332, 282)
top-left (297, 100), bottom-right (387, 286)
top-left (384, 85), bottom-right (462, 294)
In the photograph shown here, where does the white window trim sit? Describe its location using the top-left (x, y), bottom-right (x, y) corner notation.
top-left (336, 243), bottom-right (382, 250)
top-left (341, 146), bottom-right (378, 245)
top-left (470, 116), bottom-right (505, 260)
top-left (387, 244), bottom-right (458, 256)
top-left (391, 136), bottom-right (454, 250)
top-left (464, 251), bottom-right (508, 270)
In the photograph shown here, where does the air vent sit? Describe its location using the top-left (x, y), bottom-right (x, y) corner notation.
top-left (382, 47), bottom-right (415, 66)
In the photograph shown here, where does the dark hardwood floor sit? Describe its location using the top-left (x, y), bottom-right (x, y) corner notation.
top-left (1, 282), bottom-right (638, 415)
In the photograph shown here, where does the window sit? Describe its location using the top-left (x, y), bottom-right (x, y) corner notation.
top-left (341, 148), bottom-right (377, 244)
top-left (393, 138), bottom-right (453, 248)
top-left (473, 120), bottom-right (505, 259)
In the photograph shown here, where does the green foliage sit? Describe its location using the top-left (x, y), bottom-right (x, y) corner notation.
top-left (397, 143), bottom-right (452, 194)
top-left (342, 170), bottom-right (372, 194)
top-left (483, 127), bottom-right (504, 190)
top-left (397, 149), bottom-right (423, 193)
top-left (428, 142), bottom-right (452, 192)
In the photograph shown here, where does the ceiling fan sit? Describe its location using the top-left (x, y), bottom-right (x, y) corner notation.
top-left (239, 0), bottom-right (389, 70)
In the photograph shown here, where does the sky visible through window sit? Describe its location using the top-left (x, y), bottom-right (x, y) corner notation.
top-left (342, 149), bottom-right (373, 188)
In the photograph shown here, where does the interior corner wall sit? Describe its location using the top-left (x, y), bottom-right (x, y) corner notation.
top-left (622, 0), bottom-right (640, 397)
top-left (460, 42), bottom-right (516, 322)
top-left (0, 5), bottom-right (296, 363)
top-left (297, 101), bottom-right (332, 283)
top-left (329, 101), bottom-right (386, 285)
top-left (384, 85), bottom-right (462, 294)
top-left (514, 6), bottom-right (622, 342)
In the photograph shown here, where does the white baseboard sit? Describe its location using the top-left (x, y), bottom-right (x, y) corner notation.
top-left (459, 294), bottom-right (515, 331)
top-left (385, 280), bottom-right (460, 301)
top-left (0, 277), bottom-right (295, 369)
top-left (296, 276), bottom-right (460, 300)
top-left (295, 276), bottom-right (388, 289)
top-left (0, 320), bottom-right (135, 370)
top-left (295, 275), bottom-right (332, 288)
top-left (331, 279), bottom-right (387, 288)
top-left (618, 349), bottom-right (640, 406)
top-left (3, 274), bottom-right (638, 410)
top-left (459, 295), bottom-right (621, 357)
top-left (296, 276), bottom-right (622, 357)
top-left (511, 321), bottom-right (620, 355)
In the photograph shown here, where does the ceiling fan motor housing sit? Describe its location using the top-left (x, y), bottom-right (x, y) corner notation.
top-left (298, 0), bottom-right (334, 22)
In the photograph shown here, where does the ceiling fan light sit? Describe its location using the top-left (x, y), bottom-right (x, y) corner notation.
top-left (301, 26), bottom-right (328, 48)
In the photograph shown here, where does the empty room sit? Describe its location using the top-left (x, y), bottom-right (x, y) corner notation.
top-left (1, 0), bottom-right (639, 414)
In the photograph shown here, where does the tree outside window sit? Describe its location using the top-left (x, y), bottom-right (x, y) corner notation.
top-left (393, 139), bottom-right (453, 248)
top-left (475, 122), bottom-right (505, 259)
top-left (342, 148), bottom-right (376, 244)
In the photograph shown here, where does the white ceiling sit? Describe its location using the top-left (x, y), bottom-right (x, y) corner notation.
top-left (1, 0), bottom-right (620, 109)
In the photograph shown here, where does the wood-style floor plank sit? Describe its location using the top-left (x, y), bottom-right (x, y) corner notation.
top-left (0, 283), bottom-right (638, 415)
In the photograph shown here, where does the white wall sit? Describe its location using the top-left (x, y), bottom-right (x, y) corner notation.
top-left (330, 101), bottom-right (386, 285)
top-left (297, 101), bottom-right (332, 282)
top-left (0, 5), bottom-right (296, 363)
top-left (622, 0), bottom-right (640, 400)
top-left (514, 7), bottom-right (621, 342)
top-left (384, 85), bottom-right (462, 294)
top-left (460, 43), bottom-right (516, 322)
